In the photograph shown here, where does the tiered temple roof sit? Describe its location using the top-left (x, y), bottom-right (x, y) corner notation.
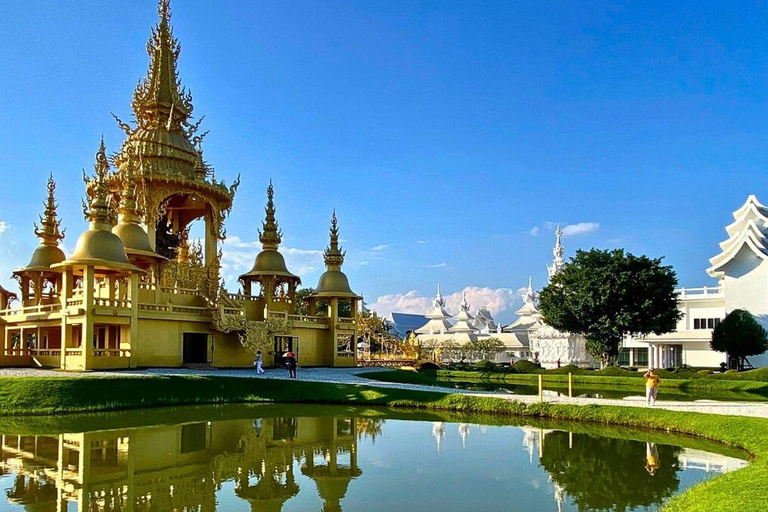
top-left (449, 292), bottom-right (475, 333)
top-left (415, 285), bottom-right (453, 334)
top-left (707, 194), bottom-right (768, 277)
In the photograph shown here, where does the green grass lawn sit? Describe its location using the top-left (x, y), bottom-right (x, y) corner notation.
top-left (0, 374), bottom-right (765, 510)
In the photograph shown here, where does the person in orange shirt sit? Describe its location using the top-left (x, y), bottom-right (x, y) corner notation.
top-left (644, 367), bottom-right (660, 406)
top-left (645, 442), bottom-right (661, 475)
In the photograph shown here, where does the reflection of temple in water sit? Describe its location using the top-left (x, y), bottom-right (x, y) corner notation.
top-left (0, 415), bottom-right (363, 511)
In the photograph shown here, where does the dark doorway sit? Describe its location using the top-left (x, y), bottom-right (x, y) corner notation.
top-left (273, 336), bottom-right (298, 367)
top-left (183, 333), bottom-right (210, 364)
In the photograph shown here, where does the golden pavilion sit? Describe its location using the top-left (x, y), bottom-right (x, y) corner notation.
top-left (0, 0), bottom-right (361, 371)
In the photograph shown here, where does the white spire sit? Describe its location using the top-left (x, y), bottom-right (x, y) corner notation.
top-left (450, 290), bottom-right (476, 333)
top-left (458, 423), bottom-right (470, 449)
top-left (432, 422), bottom-right (445, 452)
top-left (547, 224), bottom-right (566, 282)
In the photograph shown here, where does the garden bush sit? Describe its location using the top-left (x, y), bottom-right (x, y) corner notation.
top-left (512, 360), bottom-right (541, 374)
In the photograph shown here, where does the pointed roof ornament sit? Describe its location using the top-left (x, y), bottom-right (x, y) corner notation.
top-left (34, 174), bottom-right (65, 248)
top-left (434, 284), bottom-right (445, 307)
top-left (258, 180), bottom-right (282, 250)
top-left (547, 224), bottom-right (566, 282)
top-left (86, 137), bottom-right (113, 227)
top-left (132, 0), bottom-right (193, 128)
top-left (460, 291), bottom-right (469, 312)
top-left (323, 209), bottom-right (345, 269)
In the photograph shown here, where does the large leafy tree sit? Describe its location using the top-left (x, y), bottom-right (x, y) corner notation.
top-left (711, 309), bottom-right (768, 370)
top-left (538, 249), bottom-right (681, 366)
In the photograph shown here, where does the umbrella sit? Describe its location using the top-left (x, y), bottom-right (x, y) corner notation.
top-left (284, 352), bottom-right (295, 358)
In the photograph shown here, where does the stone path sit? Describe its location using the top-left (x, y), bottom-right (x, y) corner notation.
top-left (2, 366), bottom-right (767, 418)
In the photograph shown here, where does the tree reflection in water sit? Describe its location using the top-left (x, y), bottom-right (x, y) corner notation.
top-left (539, 431), bottom-right (682, 511)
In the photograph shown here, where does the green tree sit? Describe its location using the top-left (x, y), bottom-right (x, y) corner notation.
top-left (463, 337), bottom-right (506, 361)
top-left (539, 431), bottom-right (682, 512)
top-left (711, 309), bottom-right (768, 370)
top-left (538, 249), bottom-right (681, 366)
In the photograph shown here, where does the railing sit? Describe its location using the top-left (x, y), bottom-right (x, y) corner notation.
top-left (0, 303), bottom-right (62, 317)
top-left (677, 286), bottom-right (723, 299)
top-left (94, 349), bottom-right (131, 357)
top-left (271, 297), bottom-right (293, 304)
top-left (160, 286), bottom-right (200, 296)
top-left (138, 304), bottom-right (170, 312)
top-left (93, 298), bottom-right (131, 308)
top-left (138, 282), bottom-right (157, 291)
top-left (222, 308), bottom-right (243, 316)
top-left (30, 349), bottom-right (61, 357)
top-left (287, 314), bottom-right (329, 324)
top-left (138, 303), bottom-right (211, 315)
top-left (338, 318), bottom-right (355, 325)
top-left (227, 293), bottom-right (259, 302)
top-left (358, 359), bottom-right (416, 367)
top-left (66, 298), bottom-right (84, 307)
top-left (65, 349), bottom-right (83, 357)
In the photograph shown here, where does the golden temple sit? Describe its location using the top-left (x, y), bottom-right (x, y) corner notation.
top-left (0, 0), bottom-right (361, 370)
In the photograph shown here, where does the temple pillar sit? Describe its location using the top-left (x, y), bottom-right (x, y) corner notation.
top-left (82, 266), bottom-right (95, 369)
top-left (129, 273), bottom-right (139, 366)
top-left (205, 209), bottom-right (217, 267)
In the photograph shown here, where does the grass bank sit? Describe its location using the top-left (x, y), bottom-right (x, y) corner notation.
top-left (0, 375), bottom-right (766, 510)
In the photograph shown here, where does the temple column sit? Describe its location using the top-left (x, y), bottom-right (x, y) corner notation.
top-left (60, 271), bottom-right (70, 369)
top-left (82, 266), bottom-right (95, 370)
top-left (129, 273), bottom-right (139, 367)
top-left (204, 209), bottom-right (217, 267)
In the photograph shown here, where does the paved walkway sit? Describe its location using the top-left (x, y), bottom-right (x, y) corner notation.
top-left (2, 367), bottom-right (767, 418)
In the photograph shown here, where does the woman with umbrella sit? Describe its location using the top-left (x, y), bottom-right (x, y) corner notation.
top-left (284, 351), bottom-right (297, 379)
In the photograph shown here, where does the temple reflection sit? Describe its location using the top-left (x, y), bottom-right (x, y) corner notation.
top-left (0, 415), bottom-right (367, 511)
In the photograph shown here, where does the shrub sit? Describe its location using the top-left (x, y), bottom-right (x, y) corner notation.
top-left (725, 369), bottom-right (739, 375)
top-left (596, 366), bottom-right (642, 377)
top-left (546, 364), bottom-right (581, 374)
top-left (473, 360), bottom-right (498, 371)
top-left (512, 360), bottom-right (541, 374)
top-left (697, 369), bottom-right (712, 376)
top-left (417, 361), bottom-right (441, 371)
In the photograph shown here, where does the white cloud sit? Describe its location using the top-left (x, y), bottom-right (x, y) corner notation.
top-left (370, 244), bottom-right (389, 251)
top-left (528, 221), bottom-right (600, 238)
top-left (417, 240), bottom-right (427, 244)
top-left (422, 262), bottom-right (447, 268)
top-left (0, 221), bottom-right (9, 235)
top-left (357, 261), bottom-right (369, 266)
top-left (562, 222), bottom-right (600, 237)
top-left (220, 235), bottom-right (324, 288)
top-left (368, 286), bottom-right (519, 319)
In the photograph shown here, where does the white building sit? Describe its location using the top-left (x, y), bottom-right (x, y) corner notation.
top-left (413, 287), bottom-right (531, 362)
top-left (624, 194), bottom-right (768, 369)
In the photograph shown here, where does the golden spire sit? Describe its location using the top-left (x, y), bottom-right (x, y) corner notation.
top-left (85, 137), bottom-right (113, 228)
top-left (34, 174), bottom-right (65, 248)
top-left (118, 157), bottom-right (141, 224)
top-left (132, 0), bottom-right (193, 129)
top-left (258, 181), bottom-right (282, 250)
top-left (323, 210), bottom-right (345, 269)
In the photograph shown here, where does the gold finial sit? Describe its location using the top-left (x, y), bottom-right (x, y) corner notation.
top-left (132, 0), bottom-right (193, 129)
top-left (33, 174), bottom-right (65, 247)
top-left (324, 210), bottom-right (345, 269)
top-left (85, 137), bottom-right (112, 227)
top-left (118, 157), bottom-right (141, 223)
top-left (258, 180), bottom-right (282, 249)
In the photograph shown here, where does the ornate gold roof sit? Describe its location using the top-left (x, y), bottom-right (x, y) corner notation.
top-left (15, 174), bottom-right (66, 274)
top-left (55, 140), bottom-right (143, 274)
top-left (312, 212), bottom-right (360, 298)
top-left (109, 0), bottom-right (237, 231)
top-left (112, 157), bottom-right (166, 261)
top-left (240, 182), bottom-right (300, 282)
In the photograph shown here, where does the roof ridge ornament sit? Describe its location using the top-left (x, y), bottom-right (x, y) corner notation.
top-left (34, 174), bottom-right (65, 248)
top-left (84, 137), bottom-right (113, 228)
top-left (323, 210), bottom-right (346, 269)
top-left (132, 0), bottom-right (194, 129)
top-left (258, 180), bottom-right (282, 250)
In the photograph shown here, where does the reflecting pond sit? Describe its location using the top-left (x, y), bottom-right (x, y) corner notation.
top-left (0, 404), bottom-right (747, 511)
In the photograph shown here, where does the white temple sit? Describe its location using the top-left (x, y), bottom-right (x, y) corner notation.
top-left (623, 194), bottom-right (768, 369)
top-left (414, 285), bottom-right (453, 335)
top-left (449, 293), bottom-right (476, 334)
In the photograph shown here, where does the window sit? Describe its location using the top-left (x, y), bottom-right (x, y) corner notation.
top-left (635, 348), bottom-right (649, 367)
top-left (693, 318), bottom-right (721, 330)
top-left (618, 349), bottom-right (630, 366)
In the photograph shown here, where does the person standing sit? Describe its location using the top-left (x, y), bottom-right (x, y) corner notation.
top-left (286, 351), bottom-right (297, 379)
top-left (644, 367), bottom-right (660, 406)
top-left (255, 350), bottom-right (265, 375)
top-left (645, 442), bottom-right (660, 476)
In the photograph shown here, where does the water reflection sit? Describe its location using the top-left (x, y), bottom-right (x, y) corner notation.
top-left (0, 410), bottom-right (748, 512)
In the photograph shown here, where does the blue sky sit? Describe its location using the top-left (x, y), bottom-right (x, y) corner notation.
top-left (2, 0), bottom-right (768, 323)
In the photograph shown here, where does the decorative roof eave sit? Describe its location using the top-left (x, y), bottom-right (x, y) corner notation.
top-left (732, 194), bottom-right (768, 220)
top-left (713, 218), bottom-right (768, 258)
top-left (415, 319), bottom-right (454, 335)
top-left (707, 228), bottom-right (768, 276)
top-left (724, 203), bottom-right (768, 238)
top-left (425, 305), bottom-right (452, 319)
